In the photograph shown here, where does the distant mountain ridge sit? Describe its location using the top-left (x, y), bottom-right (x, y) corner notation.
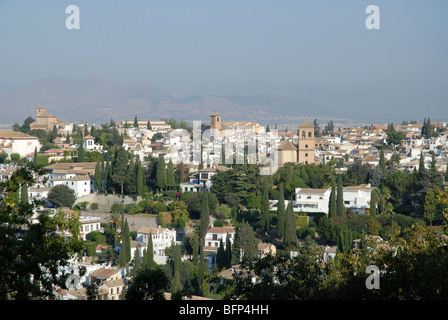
top-left (0, 76), bottom-right (347, 126)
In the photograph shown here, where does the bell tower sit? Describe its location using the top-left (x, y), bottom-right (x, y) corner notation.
top-left (297, 121), bottom-right (316, 165)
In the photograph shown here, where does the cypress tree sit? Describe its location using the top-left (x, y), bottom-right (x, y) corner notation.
top-left (225, 235), bottom-right (232, 268)
top-left (379, 148), bottom-right (386, 176)
top-left (328, 179), bottom-right (336, 219)
top-left (192, 235), bottom-right (199, 267)
top-left (261, 179), bottom-right (270, 234)
top-left (33, 147), bottom-right (38, 169)
top-left (125, 157), bottom-right (136, 195)
top-left (94, 161), bottom-right (102, 193)
top-left (112, 147), bottom-right (128, 194)
top-left (283, 200), bottom-right (297, 250)
top-left (370, 189), bottom-right (377, 217)
top-left (171, 244), bottom-right (182, 294)
top-left (216, 239), bottom-right (226, 270)
top-left (133, 115), bottom-right (138, 128)
top-left (136, 158), bottom-right (143, 196)
top-left (77, 143), bottom-right (85, 162)
top-left (418, 151), bottom-right (426, 174)
top-left (133, 248), bottom-right (141, 275)
top-left (166, 159), bottom-right (176, 188)
top-left (336, 176), bottom-right (344, 217)
top-left (156, 156), bottom-right (167, 191)
top-left (104, 159), bottom-right (111, 194)
top-left (147, 232), bottom-right (156, 269)
top-left (277, 183), bottom-right (286, 239)
top-left (20, 183), bottom-right (28, 205)
top-left (199, 193), bottom-right (210, 247)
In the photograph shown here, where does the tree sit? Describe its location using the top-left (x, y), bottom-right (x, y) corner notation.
top-left (133, 115), bottom-right (139, 128)
top-left (260, 178), bottom-right (270, 234)
top-left (126, 268), bottom-right (169, 300)
top-left (118, 217), bottom-right (131, 267)
top-left (77, 143), bottom-right (85, 162)
top-left (48, 184), bottom-right (76, 208)
top-left (156, 156), bottom-right (167, 190)
top-left (276, 183), bottom-right (286, 239)
top-left (136, 158), bottom-right (143, 196)
top-left (171, 244), bottom-right (183, 294)
top-left (166, 159), bottom-right (176, 188)
top-left (112, 147), bottom-right (128, 194)
top-left (233, 221), bottom-right (258, 265)
top-left (336, 176), bottom-right (344, 217)
top-left (284, 200), bottom-right (298, 250)
top-left (94, 161), bottom-right (102, 193)
top-left (424, 188), bottom-right (437, 226)
top-left (125, 157), bottom-right (137, 195)
top-left (370, 189), bottom-right (378, 217)
top-left (328, 179), bottom-right (336, 219)
top-left (379, 148), bottom-right (386, 176)
top-left (0, 168), bottom-right (83, 299)
top-left (216, 239), bottom-right (226, 271)
top-left (20, 183), bottom-right (28, 205)
top-left (199, 193), bottom-right (210, 247)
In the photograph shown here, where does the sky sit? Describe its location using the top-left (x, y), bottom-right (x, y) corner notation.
top-left (0, 0), bottom-right (447, 120)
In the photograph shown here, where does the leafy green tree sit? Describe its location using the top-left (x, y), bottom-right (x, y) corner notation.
top-left (48, 184), bottom-right (76, 208)
top-left (233, 221), bottom-right (258, 265)
top-left (126, 268), bottom-right (169, 300)
top-left (0, 168), bottom-right (83, 300)
top-left (20, 183), bottom-right (28, 205)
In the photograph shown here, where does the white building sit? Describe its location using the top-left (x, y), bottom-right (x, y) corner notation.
top-left (49, 175), bottom-right (95, 198)
top-left (79, 216), bottom-right (102, 241)
top-left (294, 183), bottom-right (376, 215)
top-left (0, 129), bottom-right (41, 158)
top-left (83, 135), bottom-right (103, 151)
top-left (204, 226), bottom-right (235, 253)
top-left (294, 188), bottom-right (331, 213)
top-left (135, 226), bottom-right (177, 264)
top-left (342, 184), bottom-right (375, 214)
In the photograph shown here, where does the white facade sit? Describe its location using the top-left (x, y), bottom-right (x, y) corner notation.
top-left (204, 226), bottom-right (235, 252)
top-left (294, 184), bottom-right (375, 215)
top-left (294, 188), bottom-right (331, 213)
top-left (49, 175), bottom-right (95, 198)
top-left (79, 216), bottom-right (102, 241)
top-left (0, 129), bottom-right (41, 158)
top-left (83, 135), bottom-right (103, 151)
top-left (135, 226), bottom-right (177, 264)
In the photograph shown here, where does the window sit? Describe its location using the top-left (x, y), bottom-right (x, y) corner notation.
top-left (344, 201), bottom-right (350, 205)
top-left (305, 144), bottom-right (308, 148)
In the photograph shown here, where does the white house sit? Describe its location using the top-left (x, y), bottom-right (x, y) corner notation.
top-left (135, 226), bottom-right (177, 264)
top-left (342, 184), bottom-right (375, 214)
top-left (49, 175), bottom-right (95, 198)
top-left (203, 226), bottom-right (235, 253)
top-left (294, 188), bottom-right (331, 213)
top-left (294, 183), bottom-right (376, 215)
top-left (79, 216), bottom-right (102, 241)
top-left (180, 167), bottom-right (228, 193)
top-left (0, 129), bottom-right (41, 158)
top-left (83, 135), bottom-right (103, 151)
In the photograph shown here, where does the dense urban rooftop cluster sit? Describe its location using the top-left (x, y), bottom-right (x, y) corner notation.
top-left (1, 106), bottom-right (448, 300)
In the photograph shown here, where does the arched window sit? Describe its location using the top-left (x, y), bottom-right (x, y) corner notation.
top-left (308, 131), bottom-right (312, 138)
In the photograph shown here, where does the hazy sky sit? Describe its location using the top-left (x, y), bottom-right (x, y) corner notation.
top-left (1, 0), bottom-right (447, 120)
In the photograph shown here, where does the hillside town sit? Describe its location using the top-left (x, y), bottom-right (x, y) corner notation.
top-left (2, 105), bottom-right (448, 301)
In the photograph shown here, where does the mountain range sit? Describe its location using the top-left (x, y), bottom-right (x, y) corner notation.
top-left (1, 76), bottom-right (444, 127)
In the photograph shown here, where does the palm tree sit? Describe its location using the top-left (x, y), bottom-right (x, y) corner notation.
top-left (107, 212), bottom-right (122, 245)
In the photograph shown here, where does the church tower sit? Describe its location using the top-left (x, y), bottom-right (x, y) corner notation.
top-left (297, 121), bottom-right (316, 165)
